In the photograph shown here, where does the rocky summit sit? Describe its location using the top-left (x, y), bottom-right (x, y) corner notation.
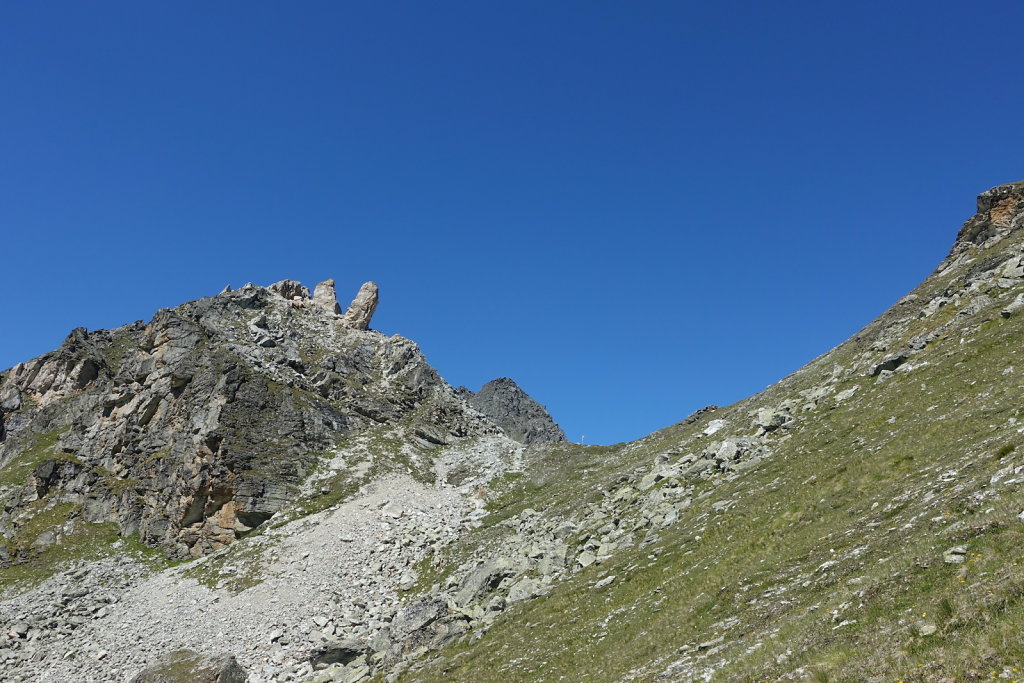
top-left (455, 378), bottom-right (566, 445)
top-left (3, 182), bottom-right (1024, 682)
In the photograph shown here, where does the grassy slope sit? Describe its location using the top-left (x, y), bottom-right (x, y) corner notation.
top-left (403, 234), bottom-right (1024, 681)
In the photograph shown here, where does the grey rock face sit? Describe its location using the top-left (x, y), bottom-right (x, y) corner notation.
top-left (456, 377), bottom-right (566, 444)
top-left (129, 649), bottom-right (247, 682)
top-left (950, 181), bottom-right (1024, 258)
top-left (452, 557), bottom-right (518, 607)
top-left (0, 381), bottom-right (20, 412)
top-left (309, 637), bottom-right (369, 667)
top-left (314, 279), bottom-right (342, 315)
top-left (0, 280), bottom-right (499, 561)
top-left (268, 279), bottom-right (311, 301)
top-left (342, 281), bottom-right (379, 330)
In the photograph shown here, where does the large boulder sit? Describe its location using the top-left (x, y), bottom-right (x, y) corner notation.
top-left (308, 637), bottom-right (369, 667)
top-left (452, 556), bottom-right (520, 607)
top-left (129, 650), bottom-right (247, 683)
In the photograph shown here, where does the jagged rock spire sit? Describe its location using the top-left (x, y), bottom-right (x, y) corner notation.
top-left (342, 281), bottom-right (379, 330)
top-left (313, 279), bottom-right (341, 315)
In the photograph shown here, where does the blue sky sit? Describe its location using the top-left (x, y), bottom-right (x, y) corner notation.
top-left (2, 1), bottom-right (1023, 444)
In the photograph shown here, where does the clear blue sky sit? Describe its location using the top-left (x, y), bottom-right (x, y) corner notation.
top-left (2, 1), bottom-right (1023, 444)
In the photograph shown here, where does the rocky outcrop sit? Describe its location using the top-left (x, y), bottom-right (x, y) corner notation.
top-left (268, 280), bottom-right (311, 301)
top-left (0, 280), bottom-right (500, 562)
top-left (950, 181), bottom-right (1024, 257)
top-left (342, 281), bottom-right (379, 330)
top-left (313, 279), bottom-right (341, 315)
top-left (456, 377), bottom-right (566, 444)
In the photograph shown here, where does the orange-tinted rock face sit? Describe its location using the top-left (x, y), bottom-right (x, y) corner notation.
top-left (949, 181), bottom-right (1024, 258)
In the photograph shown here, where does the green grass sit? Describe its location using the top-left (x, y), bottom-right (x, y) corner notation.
top-left (401, 236), bottom-right (1024, 682)
top-left (0, 425), bottom-right (73, 488)
top-left (1, 501), bottom-right (172, 594)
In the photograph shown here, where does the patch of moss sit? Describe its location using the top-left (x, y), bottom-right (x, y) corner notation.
top-left (0, 500), bottom-right (172, 593)
top-left (0, 425), bottom-right (72, 488)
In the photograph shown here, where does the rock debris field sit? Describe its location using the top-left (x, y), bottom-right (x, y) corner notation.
top-left (1, 473), bottom-right (472, 682)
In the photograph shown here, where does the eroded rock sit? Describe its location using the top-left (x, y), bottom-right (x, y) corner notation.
top-left (314, 279), bottom-right (342, 315)
top-left (342, 282), bottom-right (379, 330)
top-left (129, 649), bottom-right (247, 683)
top-left (269, 279), bottom-right (311, 301)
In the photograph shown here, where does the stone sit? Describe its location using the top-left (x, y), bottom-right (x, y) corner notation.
top-left (594, 575), bottom-right (616, 589)
top-left (552, 522), bottom-right (576, 539)
top-left (129, 649), bottom-right (248, 683)
top-left (368, 627), bottom-right (391, 653)
top-left (391, 600), bottom-right (445, 636)
top-left (1001, 294), bottom-right (1024, 318)
top-left (342, 281), bottom-right (379, 330)
top-left (313, 279), bottom-right (342, 314)
top-left (308, 638), bottom-right (369, 667)
top-left (507, 577), bottom-right (545, 604)
top-left (1002, 255), bottom-right (1024, 279)
top-left (703, 419), bottom-right (726, 436)
top-left (452, 557), bottom-right (518, 607)
top-left (697, 635), bottom-right (724, 651)
top-left (943, 546), bottom-right (967, 564)
top-left (870, 353), bottom-right (909, 376)
top-left (1, 382), bottom-right (23, 412)
top-left (343, 663), bottom-right (371, 683)
top-left (683, 458), bottom-right (714, 478)
top-left (753, 407), bottom-right (791, 431)
top-left (714, 440), bottom-right (741, 464)
top-left (268, 280), bottom-right (310, 301)
top-left (834, 386), bottom-right (860, 403)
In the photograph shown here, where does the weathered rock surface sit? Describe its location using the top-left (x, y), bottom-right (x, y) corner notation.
top-left (0, 280), bottom-right (501, 561)
top-left (268, 280), bottom-right (311, 301)
top-left (130, 650), bottom-right (248, 682)
top-left (313, 279), bottom-right (341, 315)
top-left (950, 180), bottom-right (1024, 257)
top-left (455, 377), bottom-right (566, 444)
top-left (341, 282), bottom-right (379, 330)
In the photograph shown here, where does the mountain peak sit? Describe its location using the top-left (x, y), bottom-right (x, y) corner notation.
top-left (457, 377), bottom-right (566, 445)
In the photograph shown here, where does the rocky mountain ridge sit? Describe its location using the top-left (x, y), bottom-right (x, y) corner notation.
top-left (3, 180), bottom-right (1024, 682)
top-left (0, 278), bottom-right (560, 566)
top-left (455, 378), bottom-right (566, 445)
